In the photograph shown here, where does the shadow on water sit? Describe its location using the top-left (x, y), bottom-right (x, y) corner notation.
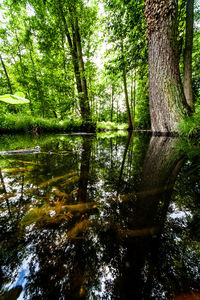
top-left (0, 132), bottom-right (199, 299)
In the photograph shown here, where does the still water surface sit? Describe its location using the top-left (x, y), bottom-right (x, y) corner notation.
top-left (0, 132), bottom-right (200, 300)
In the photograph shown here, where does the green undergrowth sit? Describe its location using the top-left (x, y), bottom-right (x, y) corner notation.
top-left (0, 114), bottom-right (82, 133)
top-left (178, 112), bottom-right (200, 142)
top-left (97, 121), bottom-right (128, 131)
top-left (0, 114), bottom-right (129, 133)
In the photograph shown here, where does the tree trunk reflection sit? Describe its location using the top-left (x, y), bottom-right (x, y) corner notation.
top-left (118, 136), bottom-right (184, 300)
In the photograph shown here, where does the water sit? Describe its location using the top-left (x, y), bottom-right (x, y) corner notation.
top-left (0, 132), bottom-right (199, 300)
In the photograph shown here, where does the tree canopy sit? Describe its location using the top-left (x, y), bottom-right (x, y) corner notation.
top-left (0, 0), bottom-right (199, 132)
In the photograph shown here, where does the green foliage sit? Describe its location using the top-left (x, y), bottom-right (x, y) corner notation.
top-left (178, 111), bottom-right (200, 141)
top-left (97, 121), bottom-right (128, 131)
top-left (0, 0), bottom-right (199, 132)
top-left (0, 93), bottom-right (30, 104)
top-left (0, 113), bottom-right (82, 133)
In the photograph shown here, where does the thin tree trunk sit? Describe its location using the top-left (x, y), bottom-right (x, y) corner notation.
top-left (183, 0), bottom-right (194, 110)
top-left (58, 2), bottom-right (92, 128)
top-left (72, 15), bottom-right (91, 124)
top-left (145, 0), bottom-right (190, 133)
top-left (0, 55), bottom-right (13, 94)
top-left (111, 84), bottom-right (114, 122)
top-left (130, 73), bottom-right (136, 129)
top-left (121, 40), bottom-right (133, 130)
top-left (58, 3), bottom-right (82, 97)
top-left (133, 80), bottom-right (136, 129)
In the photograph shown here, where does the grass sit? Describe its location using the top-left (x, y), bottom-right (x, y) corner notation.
top-left (0, 114), bottom-right (129, 134)
top-left (0, 114), bottom-right (82, 133)
top-left (178, 111), bottom-right (200, 142)
top-left (97, 121), bottom-right (128, 131)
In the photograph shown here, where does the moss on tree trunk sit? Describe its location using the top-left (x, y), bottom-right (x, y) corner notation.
top-left (145, 0), bottom-right (190, 133)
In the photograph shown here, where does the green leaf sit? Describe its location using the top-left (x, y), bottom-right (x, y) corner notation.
top-left (0, 94), bottom-right (30, 104)
top-left (14, 92), bottom-right (25, 98)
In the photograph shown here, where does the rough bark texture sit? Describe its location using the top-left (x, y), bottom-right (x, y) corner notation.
top-left (145, 0), bottom-right (189, 133)
top-left (183, 0), bottom-right (194, 110)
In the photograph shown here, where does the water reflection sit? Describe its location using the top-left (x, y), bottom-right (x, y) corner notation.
top-left (0, 133), bottom-right (199, 299)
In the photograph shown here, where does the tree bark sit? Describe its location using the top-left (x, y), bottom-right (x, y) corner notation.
top-left (183, 0), bottom-right (194, 110)
top-left (145, 0), bottom-right (190, 133)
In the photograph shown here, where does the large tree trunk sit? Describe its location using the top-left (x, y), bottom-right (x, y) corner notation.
top-left (145, 0), bottom-right (189, 133)
top-left (183, 0), bottom-right (194, 110)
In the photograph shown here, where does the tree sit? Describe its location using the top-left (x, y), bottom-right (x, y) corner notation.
top-left (57, 0), bottom-right (92, 128)
top-left (145, 0), bottom-right (190, 133)
top-left (103, 0), bottom-right (148, 130)
top-left (183, 0), bottom-right (194, 110)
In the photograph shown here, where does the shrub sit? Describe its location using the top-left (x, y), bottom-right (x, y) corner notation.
top-left (178, 112), bottom-right (200, 142)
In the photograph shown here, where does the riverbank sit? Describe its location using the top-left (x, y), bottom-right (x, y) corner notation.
top-left (0, 113), bottom-right (199, 141)
top-left (0, 114), bottom-right (128, 134)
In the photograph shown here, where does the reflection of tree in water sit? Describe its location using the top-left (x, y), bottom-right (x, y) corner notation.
top-left (0, 134), bottom-right (200, 299)
top-left (112, 137), bottom-right (200, 300)
top-left (0, 135), bottom-right (101, 299)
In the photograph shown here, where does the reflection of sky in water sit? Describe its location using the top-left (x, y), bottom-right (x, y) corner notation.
top-left (168, 203), bottom-right (192, 220)
top-left (4, 255), bottom-right (32, 299)
top-left (90, 266), bottom-right (115, 300)
top-left (4, 247), bottom-right (39, 300)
